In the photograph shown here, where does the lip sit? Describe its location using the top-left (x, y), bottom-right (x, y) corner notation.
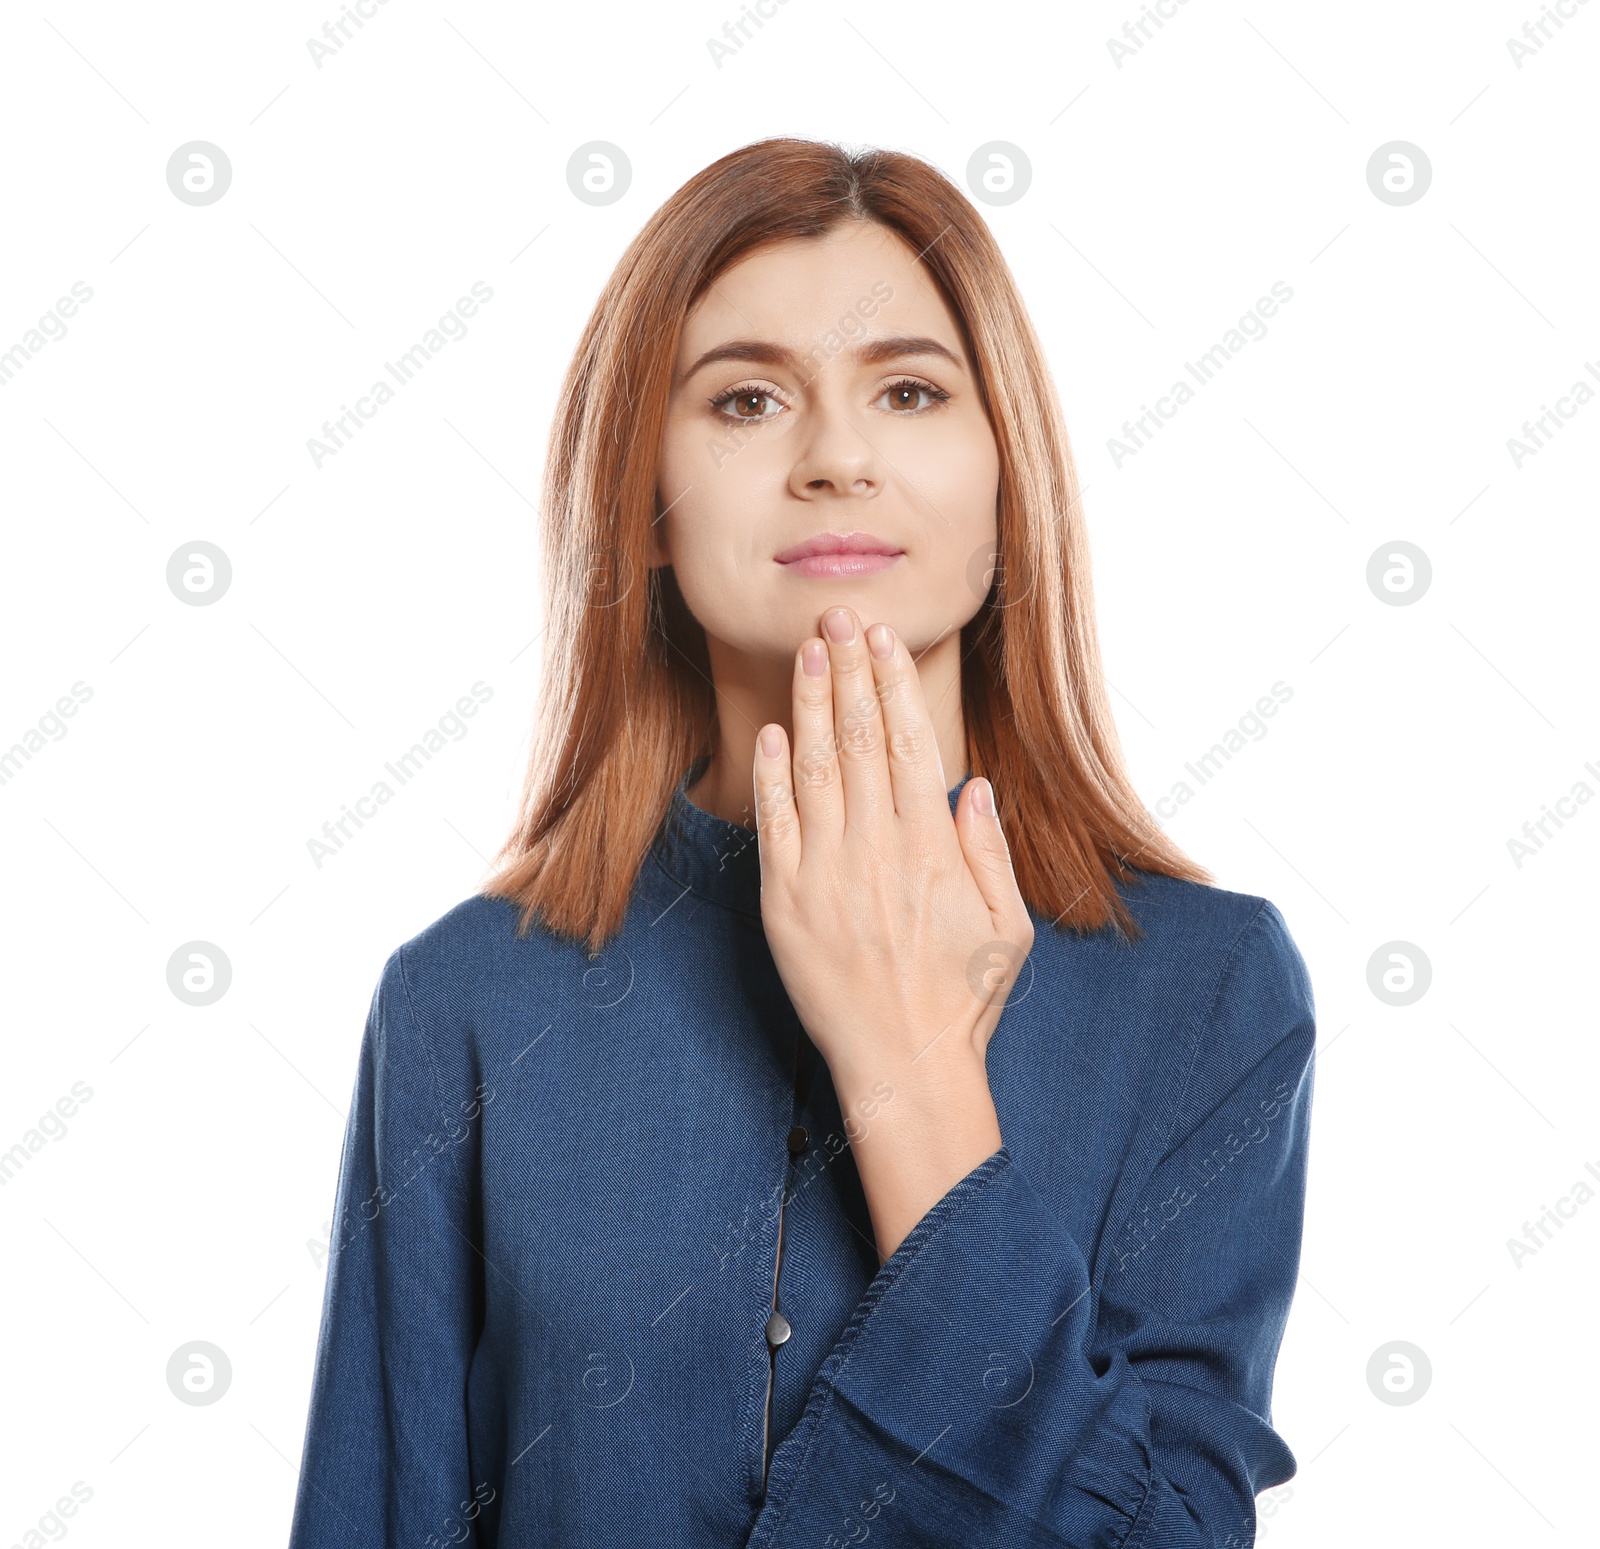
top-left (780, 552), bottom-right (902, 578)
top-left (774, 531), bottom-right (905, 578)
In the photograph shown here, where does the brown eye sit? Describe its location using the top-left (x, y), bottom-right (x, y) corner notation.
top-left (875, 377), bottom-right (951, 414)
top-left (709, 385), bottom-right (784, 421)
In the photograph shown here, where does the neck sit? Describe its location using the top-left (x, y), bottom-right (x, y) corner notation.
top-left (686, 626), bottom-right (969, 828)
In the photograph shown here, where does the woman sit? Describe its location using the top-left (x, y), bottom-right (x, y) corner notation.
top-left (287, 137), bottom-right (1317, 1548)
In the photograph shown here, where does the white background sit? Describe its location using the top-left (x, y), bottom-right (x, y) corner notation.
top-left (1, 1), bottom-right (1595, 1544)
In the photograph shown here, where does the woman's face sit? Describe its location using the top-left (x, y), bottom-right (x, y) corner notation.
top-left (653, 220), bottom-right (1000, 665)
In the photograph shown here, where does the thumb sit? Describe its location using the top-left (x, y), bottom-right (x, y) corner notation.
top-left (957, 778), bottom-right (1032, 939)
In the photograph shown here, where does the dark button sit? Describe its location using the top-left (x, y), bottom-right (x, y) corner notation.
top-left (765, 1310), bottom-right (792, 1348)
top-left (787, 1124), bottom-right (809, 1157)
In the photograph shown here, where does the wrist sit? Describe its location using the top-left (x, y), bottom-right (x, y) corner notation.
top-left (825, 1017), bottom-right (990, 1101)
top-left (831, 1039), bottom-right (1001, 1168)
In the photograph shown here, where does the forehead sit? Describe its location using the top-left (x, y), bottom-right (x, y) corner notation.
top-left (676, 221), bottom-right (963, 359)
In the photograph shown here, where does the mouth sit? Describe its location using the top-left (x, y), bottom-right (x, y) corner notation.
top-left (773, 530), bottom-right (905, 579)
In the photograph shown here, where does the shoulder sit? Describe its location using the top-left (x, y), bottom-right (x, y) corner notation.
top-left (1111, 868), bottom-right (1313, 1016)
top-left (389, 891), bottom-right (540, 977)
top-left (374, 891), bottom-right (596, 1053)
top-left (1096, 870), bottom-right (1316, 1097)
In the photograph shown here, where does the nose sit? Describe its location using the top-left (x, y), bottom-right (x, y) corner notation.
top-left (786, 396), bottom-right (883, 502)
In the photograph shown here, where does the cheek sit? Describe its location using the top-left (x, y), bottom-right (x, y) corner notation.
top-left (655, 430), bottom-right (759, 622)
top-left (897, 423), bottom-right (999, 617)
top-left (659, 410), bottom-right (775, 509)
top-left (905, 421), bottom-right (1000, 546)
top-left (659, 418), bottom-right (790, 562)
top-left (656, 415), bottom-right (703, 507)
top-left (948, 425), bottom-right (1001, 516)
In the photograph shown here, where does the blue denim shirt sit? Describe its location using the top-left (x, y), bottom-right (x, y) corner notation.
top-left (288, 760), bottom-right (1316, 1548)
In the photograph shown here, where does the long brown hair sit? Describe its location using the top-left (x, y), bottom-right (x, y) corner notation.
top-left (483, 136), bottom-right (1210, 956)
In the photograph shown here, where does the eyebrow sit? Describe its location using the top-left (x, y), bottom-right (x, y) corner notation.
top-left (681, 333), bottom-right (966, 382)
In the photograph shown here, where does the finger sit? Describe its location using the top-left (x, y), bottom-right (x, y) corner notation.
top-left (820, 605), bottom-right (892, 831)
top-left (956, 778), bottom-right (1036, 946)
top-left (863, 621), bottom-right (947, 824)
top-left (753, 722), bottom-right (800, 885)
top-left (791, 635), bottom-right (843, 850)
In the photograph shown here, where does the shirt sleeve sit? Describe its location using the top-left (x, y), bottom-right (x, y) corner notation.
top-left (746, 898), bottom-right (1317, 1549)
top-left (287, 948), bottom-right (487, 1549)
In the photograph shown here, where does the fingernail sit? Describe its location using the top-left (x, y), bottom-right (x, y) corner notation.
top-left (823, 608), bottom-right (854, 643)
top-left (867, 623), bottom-right (894, 659)
top-left (802, 640), bottom-right (828, 676)
top-left (973, 778), bottom-right (995, 816)
top-left (759, 725), bottom-right (782, 758)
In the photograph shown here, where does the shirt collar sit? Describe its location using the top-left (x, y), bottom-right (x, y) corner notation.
top-left (649, 753), bottom-right (974, 919)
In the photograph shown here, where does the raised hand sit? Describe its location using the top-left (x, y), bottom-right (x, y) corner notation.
top-left (752, 603), bottom-right (1036, 1259)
